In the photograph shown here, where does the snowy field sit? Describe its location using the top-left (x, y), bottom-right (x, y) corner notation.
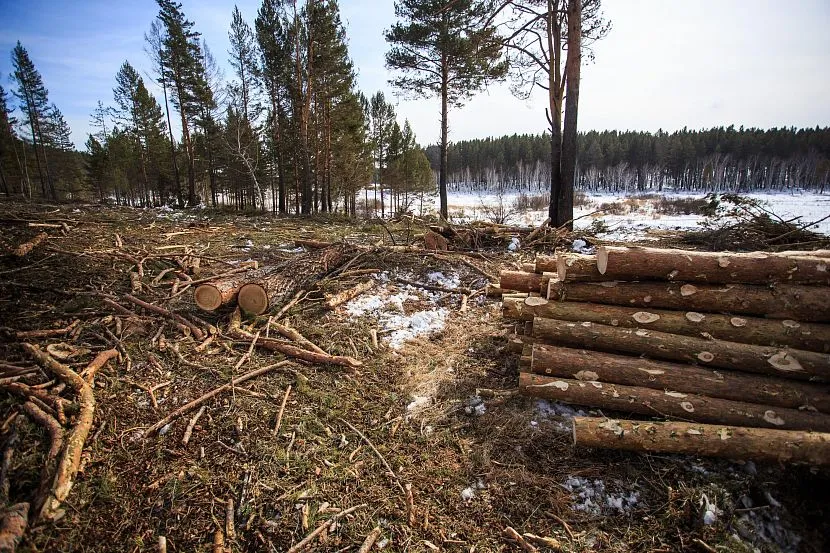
top-left (435, 190), bottom-right (830, 242)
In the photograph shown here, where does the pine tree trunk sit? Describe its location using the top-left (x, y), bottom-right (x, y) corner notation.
top-left (519, 373), bottom-right (830, 431)
top-left (571, 417), bottom-right (830, 465)
top-left (546, 279), bottom-right (830, 322)
top-left (439, 52), bottom-right (449, 220)
top-left (559, 0), bottom-right (581, 230)
top-left (597, 246), bottom-right (830, 285)
top-left (502, 297), bottom-right (830, 353)
top-left (529, 343), bottom-right (830, 412)
top-left (532, 317), bottom-right (830, 381)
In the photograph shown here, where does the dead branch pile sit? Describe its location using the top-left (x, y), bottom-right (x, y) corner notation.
top-left (500, 245), bottom-right (830, 465)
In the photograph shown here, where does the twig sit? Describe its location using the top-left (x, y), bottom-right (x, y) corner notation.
top-left (339, 418), bottom-right (404, 493)
top-left (273, 290), bottom-right (306, 320)
top-left (226, 498), bottom-right (236, 540)
top-left (273, 385), bottom-right (292, 436)
top-left (145, 361), bottom-right (292, 436)
top-left (544, 511), bottom-right (575, 541)
top-left (765, 212), bottom-right (830, 244)
top-left (395, 277), bottom-right (471, 296)
top-left (157, 536), bottom-right (167, 553)
top-left (285, 504), bottom-right (367, 553)
top-left (233, 332), bottom-right (260, 371)
top-left (325, 280), bottom-right (377, 309)
top-left (182, 406), bottom-right (206, 446)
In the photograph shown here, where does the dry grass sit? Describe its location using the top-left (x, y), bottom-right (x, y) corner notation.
top-left (0, 200), bottom-right (827, 553)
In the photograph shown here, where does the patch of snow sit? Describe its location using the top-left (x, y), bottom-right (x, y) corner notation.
top-left (700, 493), bottom-right (720, 525)
top-left (461, 487), bottom-right (476, 501)
top-left (563, 476), bottom-right (640, 516)
top-left (407, 395), bottom-right (431, 412)
top-left (343, 271), bottom-right (460, 349)
top-left (464, 396), bottom-right (486, 416)
top-left (572, 238), bottom-right (595, 254)
top-left (507, 237), bottom-right (520, 251)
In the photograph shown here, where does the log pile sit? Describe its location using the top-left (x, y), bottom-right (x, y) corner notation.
top-left (500, 245), bottom-right (830, 465)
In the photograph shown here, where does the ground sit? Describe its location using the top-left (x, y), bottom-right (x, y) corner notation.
top-left (1, 200), bottom-right (828, 553)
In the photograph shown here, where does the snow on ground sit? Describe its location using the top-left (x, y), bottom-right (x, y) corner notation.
top-left (342, 270), bottom-right (461, 350)
top-left (434, 189), bottom-right (830, 241)
top-left (562, 476), bottom-right (641, 516)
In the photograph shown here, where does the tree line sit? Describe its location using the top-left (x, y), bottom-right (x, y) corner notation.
top-left (428, 126), bottom-right (830, 195)
top-left (1, 0), bottom-right (434, 215)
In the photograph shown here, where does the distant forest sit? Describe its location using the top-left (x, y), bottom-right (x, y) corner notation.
top-left (428, 126), bottom-right (830, 194)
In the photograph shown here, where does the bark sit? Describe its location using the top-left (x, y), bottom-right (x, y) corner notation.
top-left (0, 502), bottom-right (28, 553)
top-left (572, 417), bottom-right (830, 465)
top-left (499, 270), bottom-right (546, 294)
top-left (556, 253), bottom-right (602, 281)
top-left (530, 344), bottom-right (830, 412)
top-left (502, 297), bottom-right (830, 353)
top-left (325, 280), bottom-right (376, 309)
top-left (12, 232), bottom-right (48, 257)
top-left (597, 246), bottom-right (830, 285)
top-left (775, 249), bottom-right (830, 258)
top-left (546, 279), bottom-right (830, 323)
top-left (519, 373), bottom-right (830, 431)
top-left (532, 317), bottom-right (830, 381)
top-left (439, 53), bottom-right (449, 221)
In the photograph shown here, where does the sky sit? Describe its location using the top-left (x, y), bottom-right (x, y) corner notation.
top-left (1, 0), bottom-right (829, 150)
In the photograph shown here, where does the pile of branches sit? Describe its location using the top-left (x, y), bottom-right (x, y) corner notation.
top-left (1, 340), bottom-right (119, 550)
top-left (683, 193), bottom-right (830, 251)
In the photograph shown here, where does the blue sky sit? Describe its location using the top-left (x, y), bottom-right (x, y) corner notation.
top-left (1, 0), bottom-right (829, 150)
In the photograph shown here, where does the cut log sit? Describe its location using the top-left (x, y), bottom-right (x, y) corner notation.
top-left (597, 246), bottom-right (830, 285)
top-left (546, 279), bottom-right (830, 322)
top-left (325, 280), bottom-right (376, 309)
top-left (0, 502), bottom-right (29, 553)
top-left (519, 373), bottom-right (830, 431)
top-left (237, 248), bottom-right (347, 315)
top-left (534, 255), bottom-right (558, 274)
top-left (499, 270), bottom-right (544, 294)
top-left (572, 417), bottom-right (830, 465)
top-left (532, 317), bottom-right (830, 381)
top-left (503, 297), bottom-right (830, 353)
top-left (194, 273), bottom-right (252, 311)
top-left (530, 344), bottom-right (830, 412)
top-left (556, 253), bottom-right (602, 282)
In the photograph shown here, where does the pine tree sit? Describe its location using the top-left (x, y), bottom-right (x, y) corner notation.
top-left (11, 41), bottom-right (56, 199)
top-left (256, 0), bottom-right (294, 213)
top-left (0, 84), bottom-right (19, 195)
top-left (385, 0), bottom-right (507, 219)
top-left (146, 20), bottom-right (183, 206)
top-left (155, 0), bottom-right (208, 206)
top-left (194, 41), bottom-right (222, 207)
top-left (369, 91), bottom-right (396, 217)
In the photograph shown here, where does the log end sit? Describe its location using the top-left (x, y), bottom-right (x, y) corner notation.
top-left (194, 284), bottom-right (223, 311)
top-left (238, 283), bottom-right (269, 315)
top-left (597, 246), bottom-right (609, 275)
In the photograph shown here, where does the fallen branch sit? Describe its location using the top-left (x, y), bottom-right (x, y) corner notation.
top-left (229, 309), bottom-right (361, 369)
top-left (182, 406), bottom-right (206, 446)
top-left (20, 402), bottom-right (64, 460)
top-left (145, 361), bottom-right (292, 436)
top-left (268, 321), bottom-right (327, 355)
top-left (14, 320), bottom-right (79, 340)
top-left (80, 349), bottom-right (120, 384)
top-left (13, 232), bottom-right (48, 257)
top-left (22, 344), bottom-right (95, 521)
top-left (123, 294), bottom-right (204, 340)
top-left (285, 504), bottom-right (367, 553)
top-left (357, 527), bottom-right (382, 553)
top-left (502, 527), bottom-right (538, 552)
top-left (325, 280), bottom-right (376, 309)
top-left (273, 290), bottom-right (306, 321)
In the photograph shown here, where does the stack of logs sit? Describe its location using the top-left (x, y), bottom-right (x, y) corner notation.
top-left (500, 246), bottom-right (830, 465)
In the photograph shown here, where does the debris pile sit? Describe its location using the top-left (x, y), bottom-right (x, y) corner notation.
top-left (500, 246), bottom-right (830, 464)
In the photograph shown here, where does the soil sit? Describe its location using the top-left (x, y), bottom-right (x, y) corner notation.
top-left (1, 201), bottom-right (827, 553)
